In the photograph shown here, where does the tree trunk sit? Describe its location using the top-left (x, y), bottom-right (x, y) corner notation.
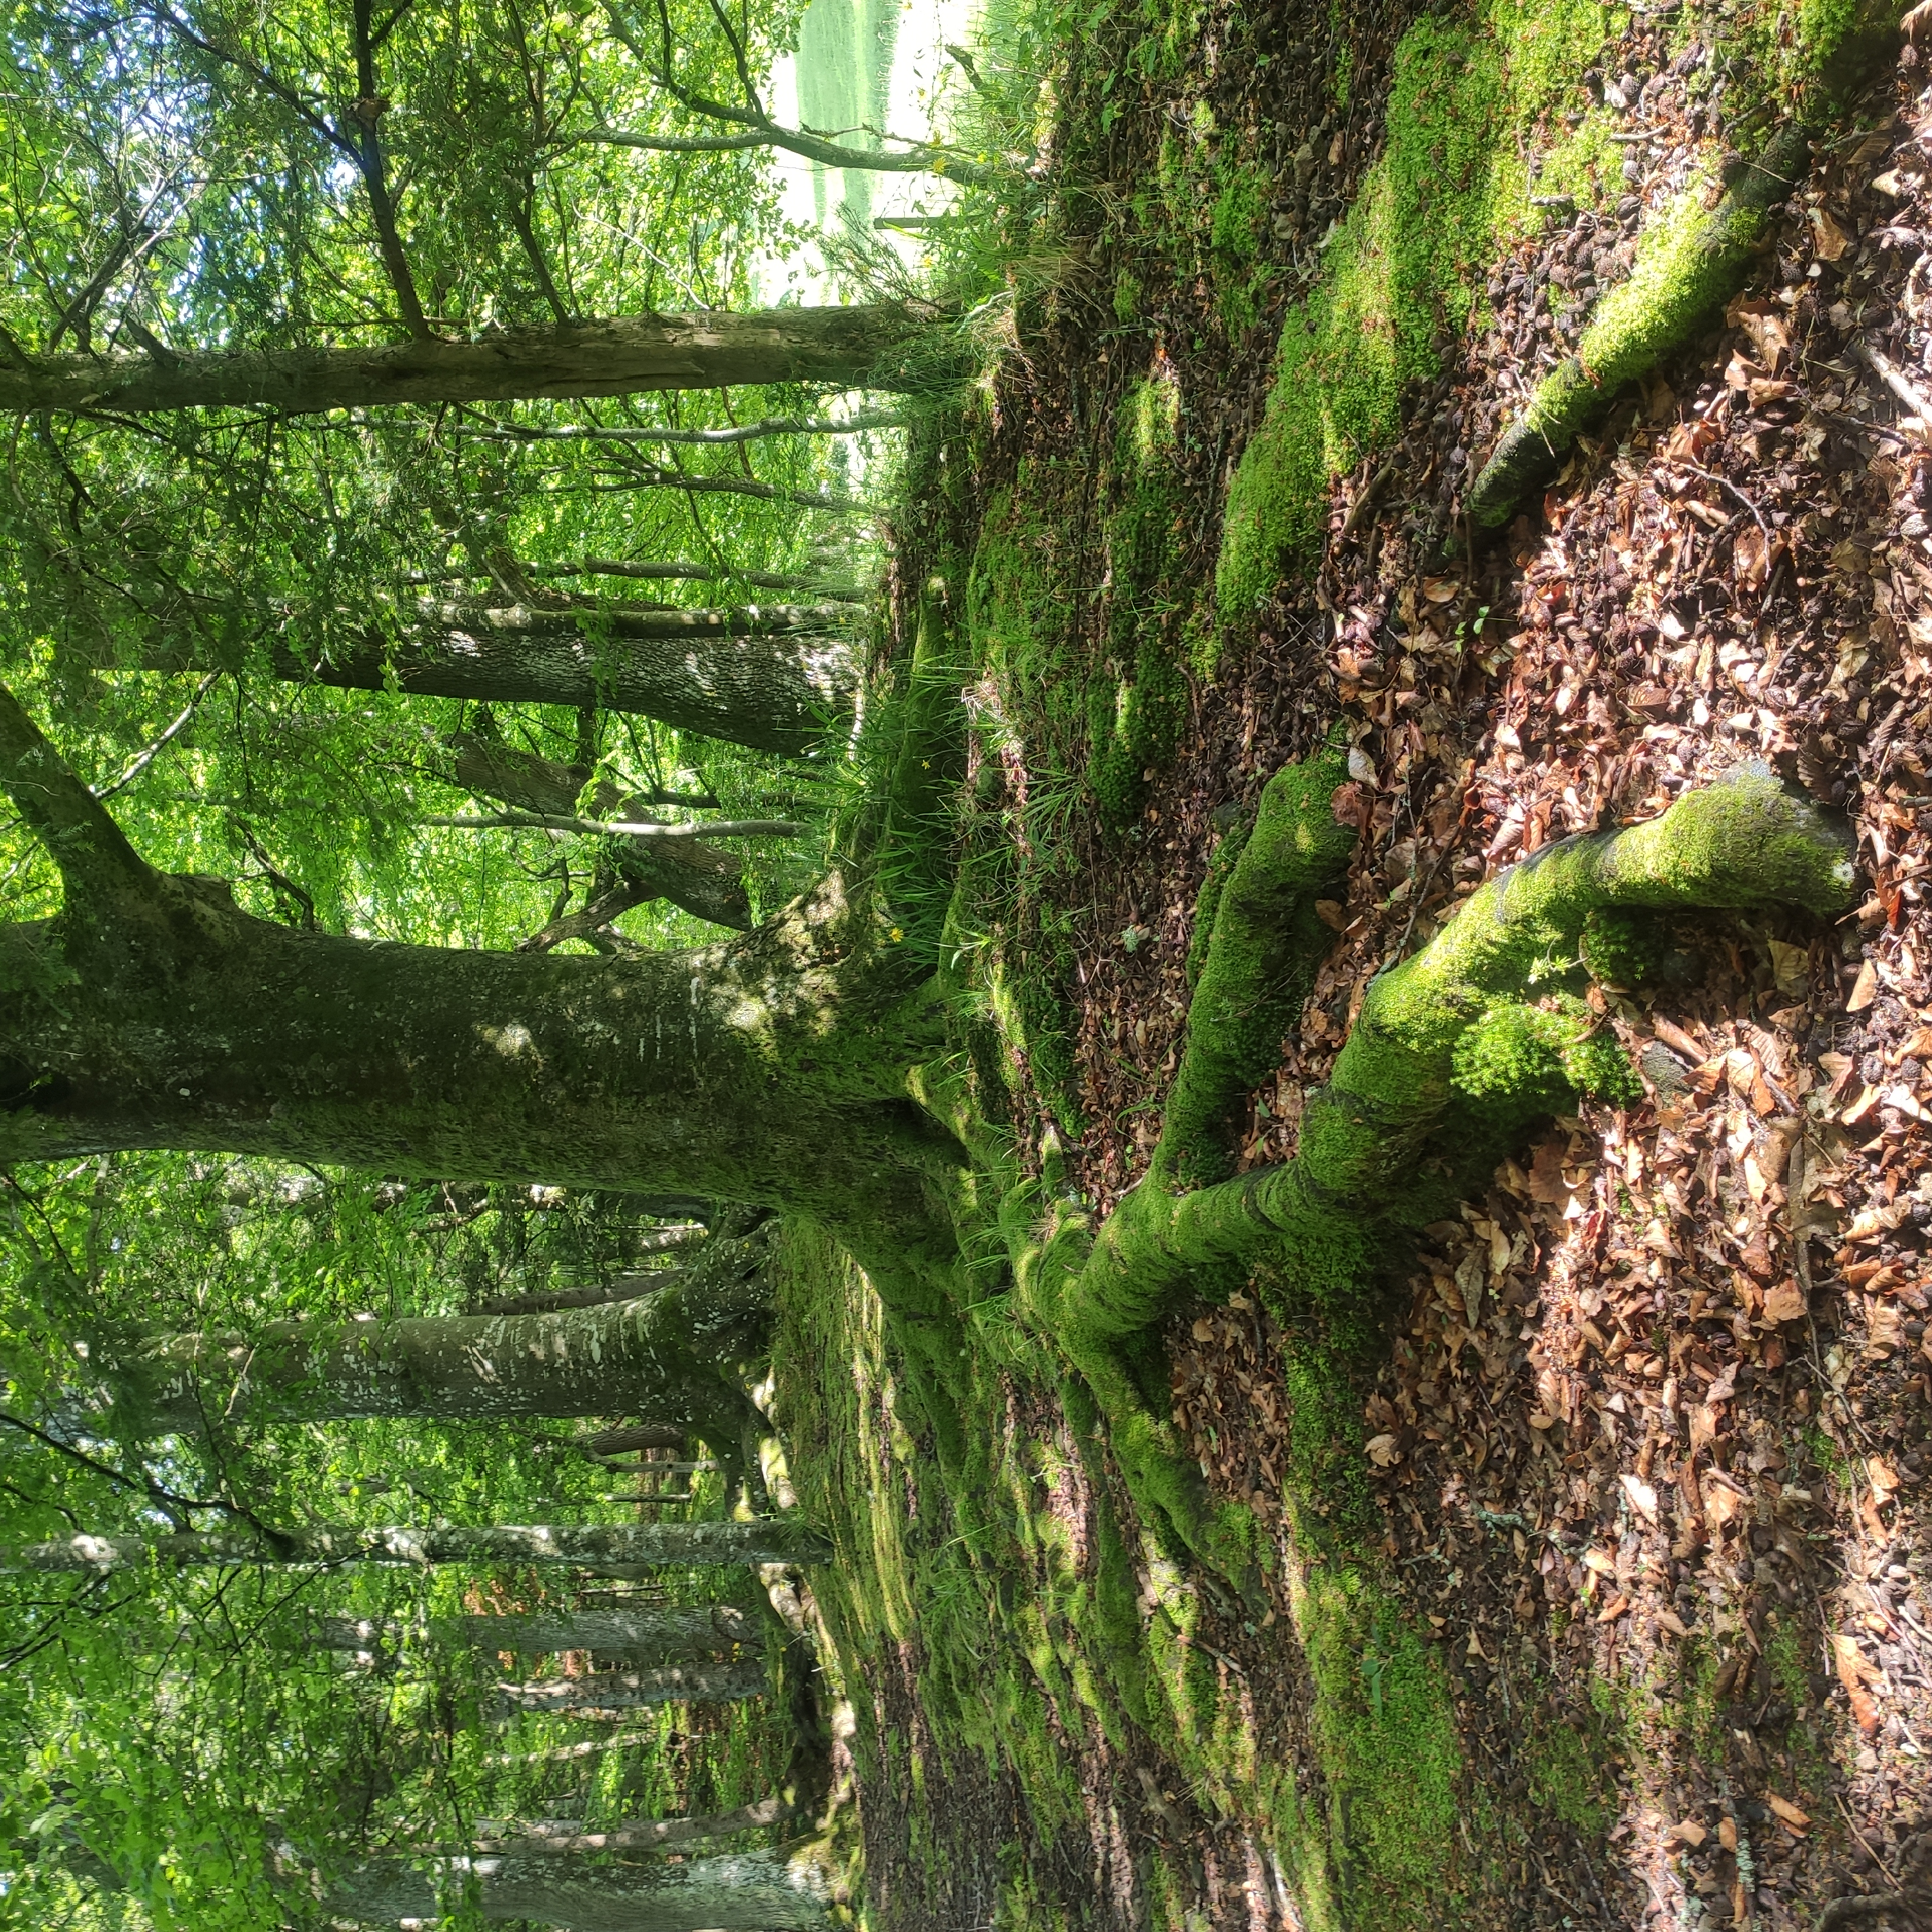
top-left (308, 1602), bottom-right (758, 1660)
top-left (274, 600), bottom-right (854, 757)
top-left (323, 1846), bottom-right (829, 1931)
top-left (114, 1289), bottom-right (764, 1442)
top-left (0, 687), bottom-right (956, 1264)
top-left (482, 1795), bottom-right (790, 1853)
top-left (497, 1658), bottom-right (767, 1712)
top-left (449, 734), bottom-right (750, 933)
top-left (0, 305), bottom-right (937, 414)
top-left (4, 1518), bottom-right (828, 1574)
top-left (444, 1604), bottom-right (759, 1655)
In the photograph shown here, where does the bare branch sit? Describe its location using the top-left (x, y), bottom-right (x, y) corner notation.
top-left (423, 810), bottom-right (799, 839)
top-left (453, 408), bottom-right (908, 447)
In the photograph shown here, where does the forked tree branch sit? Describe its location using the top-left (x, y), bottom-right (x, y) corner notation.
top-left (0, 687), bottom-right (153, 906)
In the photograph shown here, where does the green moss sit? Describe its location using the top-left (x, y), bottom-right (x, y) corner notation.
top-left (1217, 20), bottom-right (1509, 614)
top-left (1211, 158), bottom-right (1271, 334)
top-left (1451, 995), bottom-right (1641, 1114)
top-left (1091, 370), bottom-right (1191, 826)
top-left (1578, 905), bottom-right (1666, 987)
top-left (1521, 1693), bottom-right (1620, 1833)
top-left (1296, 1565), bottom-right (1465, 1925)
top-left (1789, 0), bottom-right (1906, 106)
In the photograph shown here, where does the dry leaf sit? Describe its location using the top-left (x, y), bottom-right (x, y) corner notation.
top-left (1704, 1480), bottom-right (1742, 1528)
top-left (1812, 205), bottom-right (1853, 261)
top-left (1833, 1632), bottom-right (1885, 1734)
top-left (1768, 938), bottom-right (1810, 996)
top-left (1848, 959), bottom-right (1880, 1011)
top-left (1761, 1280), bottom-right (1808, 1324)
top-left (1582, 1548), bottom-right (1617, 1577)
top-left (1765, 1792), bottom-right (1810, 1832)
top-left (1620, 1473), bottom-right (1660, 1522)
top-left (1653, 1018), bottom-right (1707, 1062)
top-left (1669, 1817), bottom-right (1708, 1847)
top-left (1657, 1608), bottom-right (1690, 1638)
top-left (1870, 1455), bottom-right (1902, 1501)
top-left (1596, 1592), bottom-right (1631, 1623)
top-left (1718, 1816), bottom-right (1738, 1852)
top-left (1365, 1432), bottom-right (1401, 1467)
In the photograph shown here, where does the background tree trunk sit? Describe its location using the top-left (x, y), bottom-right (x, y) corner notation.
top-left (0, 305), bottom-right (938, 413)
top-left (450, 734), bottom-right (751, 933)
top-left (276, 601), bottom-right (854, 756)
top-left (497, 1658), bottom-right (767, 1712)
top-left (323, 1846), bottom-right (829, 1931)
top-left (117, 1289), bottom-right (763, 1434)
top-left (442, 1604), bottom-right (759, 1656)
top-left (6, 1518), bottom-right (829, 1573)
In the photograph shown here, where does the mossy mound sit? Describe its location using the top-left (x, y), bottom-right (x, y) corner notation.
top-left (1090, 366), bottom-right (1192, 825)
top-left (1217, 0), bottom-right (1621, 618)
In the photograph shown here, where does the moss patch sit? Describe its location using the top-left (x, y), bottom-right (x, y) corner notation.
top-left (1217, 0), bottom-right (1622, 617)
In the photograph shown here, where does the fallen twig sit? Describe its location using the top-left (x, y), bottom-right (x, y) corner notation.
top-left (1851, 337), bottom-right (1932, 435)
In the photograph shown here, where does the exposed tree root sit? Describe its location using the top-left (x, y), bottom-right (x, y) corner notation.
top-left (1016, 759), bottom-right (1855, 1575)
top-left (1466, 123), bottom-right (1810, 531)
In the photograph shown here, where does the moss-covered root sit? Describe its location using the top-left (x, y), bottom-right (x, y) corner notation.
top-left (1465, 124), bottom-right (1809, 531)
top-left (1162, 743), bottom-right (1356, 1191)
top-left (1041, 768), bottom-right (1851, 1571)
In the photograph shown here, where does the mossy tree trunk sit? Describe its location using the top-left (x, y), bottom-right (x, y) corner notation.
top-left (1016, 755), bottom-right (1856, 1575)
top-left (0, 689), bottom-right (959, 1286)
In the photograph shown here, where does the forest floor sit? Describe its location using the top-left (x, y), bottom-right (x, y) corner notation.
top-left (771, 0), bottom-right (1932, 1926)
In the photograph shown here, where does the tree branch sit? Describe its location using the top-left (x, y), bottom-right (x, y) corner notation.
top-left (451, 408), bottom-right (909, 446)
top-left (0, 686), bottom-right (152, 905)
top-left (423, 810), bottom-right (799, 839)
top-left (348, 0), bottom-right (433, 340)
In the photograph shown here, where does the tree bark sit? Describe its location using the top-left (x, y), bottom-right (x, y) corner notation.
top-left (3, 1518), bottom-right (829, 1574)
top-left (323, 1846), bottom-right (828, 1931)
top-left (497, 1658), bottom-right (767, 1712)
top-left (0, 687), bottom-right (957, 1262)
top-left (308, 1602), bottom-right (758, 1660)
top-left (0, 306), bottom-right (938, 414)
top-left (275, 600), bottom-right (855, 757)
top-left (450, 734), bottom-right (751, 933)
top-left (113, 1289), bottom-right (765, 1438)
top-left (482, 1795), bottom-right (790, 1853)
top-left (444, 1604), bottom-right (759, 1655)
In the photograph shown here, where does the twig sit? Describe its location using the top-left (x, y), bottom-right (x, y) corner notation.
top-left (1339, 458), bottom-right (1398, 538)
top-left (422, 811), bottom-right (800, 840)
top-left (1851, 337), bottom-right (1932, 435)
top-left (1670, 459), bottom-right (1772, 545)
top-left (94, 670), bottom-right (220, 800)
